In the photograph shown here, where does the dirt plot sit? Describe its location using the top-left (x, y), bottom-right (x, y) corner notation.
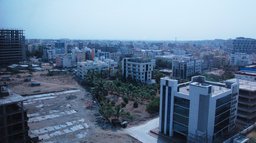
top-left (0, 71), bottom-right (78, 95)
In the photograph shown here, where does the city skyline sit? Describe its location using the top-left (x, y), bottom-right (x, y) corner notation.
top-left (1, 0), bottom-right (256, 40)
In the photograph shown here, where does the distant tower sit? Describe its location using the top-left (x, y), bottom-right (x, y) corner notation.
top-left (0, 29), bottom-right (26, 66)
top-left (91, 48), bottom-right (95, 61)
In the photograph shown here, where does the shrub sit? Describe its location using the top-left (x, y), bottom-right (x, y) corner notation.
top-left (123, 96), bottom-right (129, 104)
top-left (146, 97), bottom-right (160, 114)
top-left (133, 101), bottom-right (138, 108)
top-left (121, 102), bottom-right (126, 108)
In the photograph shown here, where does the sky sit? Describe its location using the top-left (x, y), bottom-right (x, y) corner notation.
top-left (0, 0), bottom-right (256, 41)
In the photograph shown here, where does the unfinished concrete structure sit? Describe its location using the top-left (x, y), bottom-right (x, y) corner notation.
top-left (0, 29), bottom-right (25, 66)
top-left (0, 84), bottom-right (29, 143)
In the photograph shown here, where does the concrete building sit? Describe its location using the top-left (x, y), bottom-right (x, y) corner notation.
top-left (230, 53), bottom-right (252, 67)
top-left (159, 76), bottom-right (239, 143)
top-left (0, 84), bottom-right (29, 143)
top-left (172, 58), bottom-right (202, 80)
top-left (122, 58), bottom-right (154, 83)
top-left (0, 29), bottom-right (25, 66)
top-left (77, 59), bottom-right (117, 80)
top-left (235, 67), bottom-right (256, 82)
top-left (227, 37), bottom-right (256, 54)
top-left (226, 78), bottom-right (256, 127)
top-left (55, 54), bottom-right (73, 68)
top-left (55, 42), bottom-right (65, 55)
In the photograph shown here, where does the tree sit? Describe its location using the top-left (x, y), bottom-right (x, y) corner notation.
top-left (146, 97), bottom-right (160, 114)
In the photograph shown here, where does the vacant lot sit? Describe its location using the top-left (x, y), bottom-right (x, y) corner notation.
top-left (1, 71), bottom-right (77, 95)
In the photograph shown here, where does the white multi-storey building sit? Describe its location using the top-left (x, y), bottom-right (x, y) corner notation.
top-left (77, 59), bottom-right (118, 80)
top-left (122, 58), bottom-right (154, 83)
top-left (159, 76), bottom-right (239, 143)
top-left (229, 53), bottom-right (252, 67)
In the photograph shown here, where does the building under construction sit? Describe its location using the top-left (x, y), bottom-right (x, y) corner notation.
top-left (0, 83), bottom-right (29, 143)
top-left (0, 29), bottom-right (26, 66)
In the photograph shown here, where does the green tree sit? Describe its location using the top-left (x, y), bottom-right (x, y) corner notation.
top-left (146, 97), bottom-right (160, 114)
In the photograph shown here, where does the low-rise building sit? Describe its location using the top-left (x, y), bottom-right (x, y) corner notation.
top-left (55, 54), bottom-right (73, 68)
top-left (77, 59), bottom-right (117, 80)
top-left (230, 53), bottom-right (252, 67)
top-left (159, 76), bottom-right (239, 143)
top-left (122, 58), bottom-right (154, 83)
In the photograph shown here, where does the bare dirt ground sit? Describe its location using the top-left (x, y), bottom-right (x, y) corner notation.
top-left (0, 71), bottom-right (77, 95)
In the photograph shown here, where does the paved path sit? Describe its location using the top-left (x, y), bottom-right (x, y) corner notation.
top-left (125, 117), bottom-right (167, 143)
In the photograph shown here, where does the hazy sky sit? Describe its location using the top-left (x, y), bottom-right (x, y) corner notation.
top-left (1, 0), bottom-right (256, 40)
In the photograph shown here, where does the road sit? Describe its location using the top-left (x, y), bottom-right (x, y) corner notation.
top-left (125, 117), bottom-right (168, 143)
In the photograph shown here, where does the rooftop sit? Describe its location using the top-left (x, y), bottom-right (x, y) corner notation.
top-left (227, 78), bottom-right (256, 92)
top-left (178, 82), bottom-right (230, 96)
top-left (0, 92), bottom-right (25, 106)
top-left (127, 58), bottom-right (152, 63)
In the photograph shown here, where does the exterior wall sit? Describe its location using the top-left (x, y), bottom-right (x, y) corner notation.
top-left (159, 76), bottom-right (239, 143)
top-left (172, 59), bottom-right (202, 80)
top-left (0, 30), bottom-right (25, 66)
top-left (235, 73), bottom-right (256, 82)
top-left (230, 53), bottom-right (252, 66)
top-left (122, 58), bottom-right (154, 83)
top-left (228, 38), bottom-right (256, 54)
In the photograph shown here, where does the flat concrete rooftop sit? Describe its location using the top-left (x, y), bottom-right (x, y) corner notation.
top-left (0, 93), bottom-right (25, 106)
top-left (178, 82), bottom-right (230, 96)
top-left (227, 78), bottom-right (256, 92)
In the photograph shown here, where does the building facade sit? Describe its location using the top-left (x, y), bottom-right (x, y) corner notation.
top-left (229, 69), bottom-right (256, 126)
top-left (159, 76), bottom-right (239, 143)
top-left (122, 58), bottom-right (154, 83)
top-left (0, 29), bottom-right (25, 66)
top-left (172, 58), bottom-right (202, 80)
top-left (0, 84), bottom-right (29, 143)
top-left (227, 37), bottom-right (256, 54)
top-left (77, 59), bottom-right (117, 80)
top-left (229, 53), bottom-right (252, 67)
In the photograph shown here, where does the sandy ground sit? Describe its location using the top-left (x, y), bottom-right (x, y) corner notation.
top-left (1, 71), bottom-right (78, 96)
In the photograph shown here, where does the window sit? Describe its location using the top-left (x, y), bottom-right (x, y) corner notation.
top-left (173, 113), bottom-right (189, 126)
top-left (173, 122), bottom-right (188, 135)
top-left (174, 97), bottom-right (190, 108)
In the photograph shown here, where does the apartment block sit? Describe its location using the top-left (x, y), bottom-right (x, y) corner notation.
top-left (172, 58), bottom-right (202, 80)
top-left (122, 58), bottom-right (154, 83)
top-left (77, 59), bottom-right (117, 80)
top-left (0, 84), bottom-right (29, 143)
top-left (227, 37), bottom-right (256, 54)
top-left (0, 29), bottom-right (25, 66)
top-left (229, 53), bottom-right (252, 67)
top-left (159, 76), bottom-right (239, 143)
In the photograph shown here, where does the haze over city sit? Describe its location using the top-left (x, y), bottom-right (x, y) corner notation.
top-left (2, 0), bottom-right (256, 143)
top-left (1, 0), bottom-right (256, 40)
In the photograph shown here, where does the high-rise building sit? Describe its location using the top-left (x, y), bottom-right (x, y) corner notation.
top-left (172, 58), bottom-right (202, 80)
top-left (159, 76), bottom-right (239, 143)
top-left (0, 29), bottom-right (25, 66)
top-left (54, 41), bottom-right (65, 55)
top-left (122, 58), bottom-right (154, 83)
top-left (227, 37), bottom-right (256, 54)
top-left (0, 84), bottom-right (29, 143)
